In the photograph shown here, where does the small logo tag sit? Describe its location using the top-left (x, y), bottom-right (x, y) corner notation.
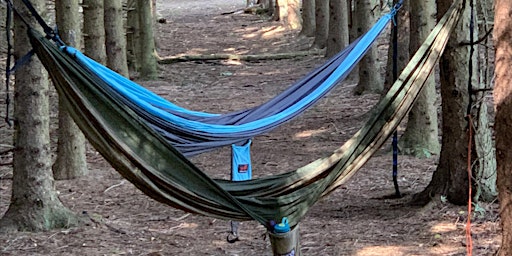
top-left (238, 164), bottom-right (249, 173)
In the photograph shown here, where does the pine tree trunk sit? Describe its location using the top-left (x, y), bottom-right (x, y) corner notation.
top-left (286, 0), bottom-right (301, 30)
top-left (137, 0), bottom-right (158, 79)
top-left (398, 0), bottom-right (440, 157)
top-left (325, 0), bottom-right (349, 58)
top-left (53, 0), bottom-right (88, 180)
top-left (273, 0), bottom-right (287, 21)
top-left (414, 0), bottom-right (495, 205)
top-left (353, 0), bottom-right (383, 94)
top-left (0, 0), bottom-right (79, 231)
top-left (300, 0), bottom-right (315, 37)
top-left (104, 0), bottom-right (129, 77)
top-left (311, 0), bottom-right (329, 49)
top-left (384, 0), bottom-right (409, 90)
top-left (83, 0), bottom-right (107, 64)
top-left (493, 1), bottom-right (512, 254)
top-left (473, 0), bottom-right (496, 203)
top-left (126, 0), bottom-right (140, 71)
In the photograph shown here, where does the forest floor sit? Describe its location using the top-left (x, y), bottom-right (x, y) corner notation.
top-left (0, 0), bottom-right (502, 255)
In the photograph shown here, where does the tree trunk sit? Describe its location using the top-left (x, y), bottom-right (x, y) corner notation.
top-left (347, 0), bottom-right (359, 80)
top-left (83, 0), bottom-right (107, 64)
top-left (384, 0), bottom-right (409, 90)
top-left (493, 0), bottom-right (512, 254)
top-left (104, 0), bottom-right (129, 77)
top-left (126, 0), bottom-right (140, 71)
top-left (353, 0), bottom-right (383, 94)
top-left (286, 0), bottom-right (301, 30)
top-left (398, 0), bottom-right (440, 157)
top-left (325, 0), bottom-right (349, 58)
top-left (137, 0), bottom-right (158, 79)
top-left (273, 0), bottom-right (287, 21)
top-left (414, 0), bottom-right (495, 205)
top-left (300, 0), bottom-right (315, 37)
top-left (53, 0), bottom-right (88, 180)
top-left (472, 0), bottom-right (496, 203)
top-left (0, 0), bottom-right (79, 231)
top-left (311, 0), bottom-right (329, 49)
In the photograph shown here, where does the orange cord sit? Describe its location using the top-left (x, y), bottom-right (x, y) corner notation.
top-left (466, 115), bottom-right (473, 256)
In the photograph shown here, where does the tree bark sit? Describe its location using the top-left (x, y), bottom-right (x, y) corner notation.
top-left (300, 0), bottom-right (315, 37)
top-left (53, 0), bottom-right (88, 180)
top-left (311, 0), bottom-right (329, 49)
top-left (384, 0), bottom-right (409, 90)
top-left (158, 50), bottom-right (322, 64)
top-left (83, 0), bottom-right (107, 64)
top-left (353, 0), bottom-right (383, 94)
top-left (493, 0), bottom-right (512, 254)
top-left (325, 0), bottom-right (349, 58)
top-left (104, 0), bottom-right (129, 77)
top-left (137, 0), bottom-right (158, 79)
top-left (286, 0), bottom-right (301, 30)
top-left (398, 0), bottom-right (440, 157)
top-left (414, 0), bottom-right (495, 205)
top-left (126, 0), bottom-right (140, 71)
top-left (0, 0), bottom-right (79, 232)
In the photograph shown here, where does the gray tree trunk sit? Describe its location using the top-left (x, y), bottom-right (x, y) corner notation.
top-left (0, 0), bottom-right (79, 231)
top-left (413, 0), bottom-right (496, 205)
top-left (472, 0), bottom-right (496, 203)
top-left (53, 0), bottom-right (88, 180)
top-left (353, 0), bottom-right (383, 94)
top-left (104, 0), bottom-right (129, 77)
top-left (300, 0), bottom-right (315, 37)
top-left (384, 0), bottom-right (409, 90)
top-left (126, 0), bottom-right (140, 71)
top-left (83, 0), bottom-right (107, 64)
top-left (311, 0), bottom-right (329, 49)
top-left (494, 1), bottom-right (512, 254)
top-left (325, 0), bottom-right (349, 58)
top-left (137, 0), bottom-right (158, 79)
top-left (398, 0), bottom-right (440, 157)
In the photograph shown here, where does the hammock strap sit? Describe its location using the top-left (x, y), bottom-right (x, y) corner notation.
top-left (391, 0), bottom-right (401, 198)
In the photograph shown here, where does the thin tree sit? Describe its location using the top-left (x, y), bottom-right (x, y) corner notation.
top-left (398, 0), bottom-right (440, 157)
top-left (104, 0), bottom-right (129, 77)
top-left (287, 0), bottom-right (301, 30)
top-left (494, 0), bottom-right (512, 254)
top-left (413, 0), bottom-right (496, 205)
top-left (0, 0), bottom-right (79, 231)
top-left (383, 0), bottom-right (409, 90)
top-left (83, 0), bottom-right (107, 64)
top-left (53, 0), bottom-right (88, 180)
top-left (311, 0), bottom-right (329, 49)
top-left (137, 0), bottom-right (158, 79)
top-left (126, 0), bottom-right (140, 71)
top-left (353, 0), bottom-right (383, 94)
top-left (325, 0), bottom-right (349, 58)
top-left (300, 0), bottom-right (315, 37)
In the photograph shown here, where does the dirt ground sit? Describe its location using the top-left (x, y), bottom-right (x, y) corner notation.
top-left (0, 0), bottom-right (502, 255)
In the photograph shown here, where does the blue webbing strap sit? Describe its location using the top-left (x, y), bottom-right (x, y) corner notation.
top-left (391, 21), bottom-right (401, 197)
top-left (390, 0), bottom-right (402, 198)
top-left (227, 140), bottom-right (253, 243)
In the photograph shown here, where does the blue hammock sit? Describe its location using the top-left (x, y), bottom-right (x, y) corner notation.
top-left (60, 8), bottom-right (399, 156)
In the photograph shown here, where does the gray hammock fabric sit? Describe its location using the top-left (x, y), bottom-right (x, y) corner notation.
top-left (26, 0), bottom-right (462, 229)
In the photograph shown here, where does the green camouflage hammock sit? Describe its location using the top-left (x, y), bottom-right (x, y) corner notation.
top-left (27, 0), bottom-right (463, 229)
